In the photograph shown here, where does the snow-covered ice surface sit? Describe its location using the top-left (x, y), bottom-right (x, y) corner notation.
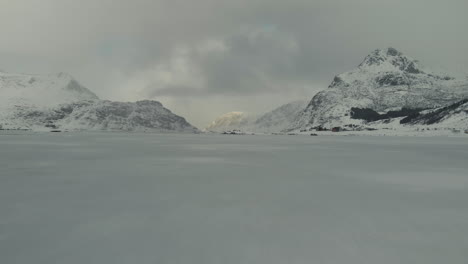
top-left (1, 132), bottom-right (467, 264)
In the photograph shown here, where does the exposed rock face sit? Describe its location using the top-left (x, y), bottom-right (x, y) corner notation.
top-left (292, 48), bottom-right (468, 129)
top-left (400, 99), bottom-right (468, 127)
top-left (0, 71), bottom-right (198, 132)
top-left (350, 107), bottom-right (423, 122)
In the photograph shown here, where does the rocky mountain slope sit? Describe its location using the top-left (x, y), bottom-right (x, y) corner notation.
top-left (0, 71), bottom-right (198, 132)
top-left (400, 99), bottom-right (468, 128)
top-left (292, 48), bottom-right (468, 130)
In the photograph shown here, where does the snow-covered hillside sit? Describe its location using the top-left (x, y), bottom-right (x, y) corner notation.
top-left (3, 100), bottom-right (198, 132)
top-left (292, 48), bottom-right (468, 130)
top-left (253, 100), bottom-right (307, 132)
top-left (0, 71), bottom-right (198, 132)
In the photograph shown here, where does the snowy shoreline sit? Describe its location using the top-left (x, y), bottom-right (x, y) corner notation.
top-left (1, 129), bottom-right (467, 138)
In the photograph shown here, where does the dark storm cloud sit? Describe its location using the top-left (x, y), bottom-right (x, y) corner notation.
top-left (143, 27), bottom-right (304, 97)
top-left (1, 0), bottom-right (468, 126)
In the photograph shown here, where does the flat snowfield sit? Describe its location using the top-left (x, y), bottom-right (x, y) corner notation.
top-left (1, 132), bottom-right (467, 264)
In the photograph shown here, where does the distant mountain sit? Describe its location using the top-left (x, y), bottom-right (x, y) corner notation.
top-left (292, 48), bottom-right (468, 130)
top-left (253, 100), bottom-right (307, 132)
top-left (0, 71), bottom-right (198, 132)
top-left (205, 112), bottom-right (252, 132)
top-left (205, 101), bottom-right (307, 133)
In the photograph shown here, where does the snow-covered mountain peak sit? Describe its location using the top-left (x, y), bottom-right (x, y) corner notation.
top-left (329, 48), bottom-right (455, 90)
top-left (0, 71), bottom-right (98, 108)
top-left (357, 47), bottom-right (423, 74)
top-left (293, 48), bottom-right (468, 130)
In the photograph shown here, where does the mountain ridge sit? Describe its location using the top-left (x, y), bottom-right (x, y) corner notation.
top-left (291, 48), bottom-right (468, 130)
top-left (205, 101), bottom-right (307, 133)
top-left (0, 71), bottom-right (198, 132)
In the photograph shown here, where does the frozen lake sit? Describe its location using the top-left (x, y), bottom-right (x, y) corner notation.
top-left (1, 132), bottom-right (467, 264)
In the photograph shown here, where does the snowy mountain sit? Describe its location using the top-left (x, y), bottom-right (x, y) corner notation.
top-left (253, 100), bottom-right (307, 132)
top-left (0, 71), bottom-right (198, 132)
top-left (205, 112), bottom-right (252, 132)
top-left (3, 100), bottom-right (198, 132)
top-left (205, 101), bottom-right (307, 133)
top-left (0, 71), bottom-right (98, 107)
top-left (292, 48), bottom-right (468, 130)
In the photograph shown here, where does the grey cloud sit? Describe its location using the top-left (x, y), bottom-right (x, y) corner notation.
top-left (133, 27), bottom-right (307, 98)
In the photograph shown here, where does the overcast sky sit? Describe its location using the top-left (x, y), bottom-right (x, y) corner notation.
top-left (1, 0), bottom-right (468, 127)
